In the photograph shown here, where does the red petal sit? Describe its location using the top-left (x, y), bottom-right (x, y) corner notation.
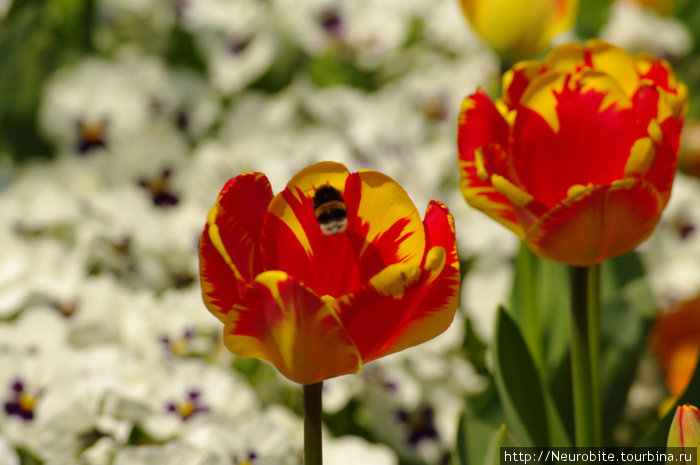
top-left (526, 181), bottom-right (663, 265)
top-left (207, 172), bottom-right (273, 281)
top-left (457, 90), bottom-right (522, 235)
top-left (337, 201), bottom-right (460, 362)
top-left (224, 271), bottom-right (361, 384)
top-left (199, 223), bottom-right (241, 322)
top-left (199, 172), bottom-right (273, 322)
top-left (513, 84), bottom-right (644, 208)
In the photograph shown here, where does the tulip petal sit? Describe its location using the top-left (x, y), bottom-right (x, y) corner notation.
top-left (667, 404), bottom-right (700, 450)
top-left (551, 0), bottom-right (578, 34)
top-left (524, 180), bottom-right (663, 265)
top-left (458, 90), bottom-right (523, 236)
top-left (199, 223), bottom-right (241, 322)
top-left (513, 75), bottom-right (643, 207)
top-left (223, 271), bottom-right (361, 385)
top-left (199, 172), bottom-right (273, 322)
top-left (503, 61), bottom-right (544, 108)
top-left (586, 40), bottom-right (640, 98)
top-left (652, 296), bottom-right (700, 396)
top-left (337, 201), bottom-right (460, 362)
top-left (205, 172), bottom-right (273, 280)
top-left (262, 162), bottom-right (425, 297)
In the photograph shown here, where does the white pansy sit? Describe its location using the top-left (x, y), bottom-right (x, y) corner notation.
top-left (342, 0), bottom-right (412, 69)
top-left (325, 435), bottom-right (397, 465)
top-left (639, 173), bottom-right (700, 307)
top-left (0, 437), bottom-right (19, 465)
top-left (65, 276), bottom-right (151, 347)
top-left (184, 407), bottom-right (301, 464)
top-left (140, 359), bottom-right (258, 441)
top-left (0, 232), bottom-right (32, 318)
top-left (600, 1), bottom-right (692, 58)
top-left (113, 441), bottom-right (220, 465)
top-left (182, 0), bottom-right (277, 95)
top-left (120, 286), bottom-right (222, 363)
top-left (39, 58), bottom-right (150, 154)
top-left (419, 0), bottom-right (489, 56)
top-left (0, 0), bottom-right (12, 21)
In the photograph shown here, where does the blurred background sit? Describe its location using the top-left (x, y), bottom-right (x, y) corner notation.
top-left (1, 0), bottom-right (700, 464)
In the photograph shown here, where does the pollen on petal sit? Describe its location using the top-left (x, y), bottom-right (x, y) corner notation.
top-left (474, 147), bottom-right (490, 181)
top-left (566, 183), bottom-right (593, 198)
top-left (369, 263), bottom-right (422, 299)
top-left (491, 174), bottom-right (534, 207)
top-left (648, 119), bottom-right (663, 143)
top-left (423, 246), bottom-right (447, 283)
top-left (624, 137), bottom-right (656, 177)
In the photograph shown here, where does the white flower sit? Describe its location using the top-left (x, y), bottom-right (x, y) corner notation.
top-left (113, 441), bottom-right (220, 465)
top-left (639, 173), bottom-right (700, 307)
top-left (184, 406), bottom-right (301, 465)
top-left (0, 436), bottom-right (19, 465)
top-left (181, 0), bottom-right (277, 95)
top-left (418, 0), bottom-right (489, 57)
top-left (0, 232), bottom-right (32, 318)
top-left (139, 359), bottom-right (258, 441)
top-left (0, 0), bottom-right (12, 21)
top-left (119, 286), bottom-right (222, 363)
top-left (39, 58), bottom-right (151, 154)
top-left (600, 1), bottom-right (692, 58)
top-left (325, 435), bottom-right (397, 465)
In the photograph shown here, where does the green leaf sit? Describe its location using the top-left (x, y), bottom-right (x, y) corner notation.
top-left (574, 0), bottom-right (611, 40)
top-left (482, 424), bottom-right (520, 465)
top-left (307, 47), bottom-right (379, 90)
top-left (600, 251), bottom-right (647, 301)
top-left (454, 411), bottom-right (500, 465)
top-left (462, 316), bottom-right (489, 376)
top-left (599, 252), bottom-right (656, 442)
top-left (15, 446), bottom-right (44, 465)
top-left (509, 243), bottom-right (570, 375)
top-left (455, 385), bottom-right (505, 465)
top-left (493, 307), bottom-right (570, 446)
top-left (600, 296), bottom-right (654, 442)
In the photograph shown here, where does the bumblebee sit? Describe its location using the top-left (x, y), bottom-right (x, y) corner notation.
top-left (313, 185), bottom-right (348, 236)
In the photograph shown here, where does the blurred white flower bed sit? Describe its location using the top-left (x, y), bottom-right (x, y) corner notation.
top-left (0, 0), bottom-right (697, 464)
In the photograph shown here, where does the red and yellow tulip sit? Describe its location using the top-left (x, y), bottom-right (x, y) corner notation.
top-left (199, 162), bottom-right (460, 385)
top-left (667, 404), bottom-right (700, 454)
top-left (457, 39), bottom-right (687, 266)
top-left (459, 0), bottom-right (578, 62)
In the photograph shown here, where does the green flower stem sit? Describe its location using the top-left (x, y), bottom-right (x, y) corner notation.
top-left (569, 265), bottom-right (602, 447)
top-left (304, 382), bottom-right (323, 465)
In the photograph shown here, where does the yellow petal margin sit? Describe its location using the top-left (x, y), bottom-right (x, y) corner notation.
top-left (356, 170), bottom-right (425, 266)
top-left (223, 271), bottom-right (361, 385)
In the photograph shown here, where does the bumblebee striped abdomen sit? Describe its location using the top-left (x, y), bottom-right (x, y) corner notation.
top-left (313, 186), bottom-right (348, 236)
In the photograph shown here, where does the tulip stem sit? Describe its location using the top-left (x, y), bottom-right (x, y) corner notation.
top-left (304, 382), bottom-right (323, 465)
top-left (569, 265), bottom-right (602, 447)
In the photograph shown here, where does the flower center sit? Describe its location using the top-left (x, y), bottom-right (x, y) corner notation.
top-left (160, 328), bottom-right (195, 357)
top-left (138, 168), bottom-right (180, 208)
top-left (3, 380), bottom-right (39, 421)
top-left (166, 389), bottom-right (209, 421)
top-left (76, 119), bottom-right (108, 154)
top-left (396, 405), bottom-right (438, 446)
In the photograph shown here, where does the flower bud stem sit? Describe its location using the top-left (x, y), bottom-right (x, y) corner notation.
top-left (569, 264), bottom-right (602, 447)
top-left (304, 381), bottom-right (323, 465)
